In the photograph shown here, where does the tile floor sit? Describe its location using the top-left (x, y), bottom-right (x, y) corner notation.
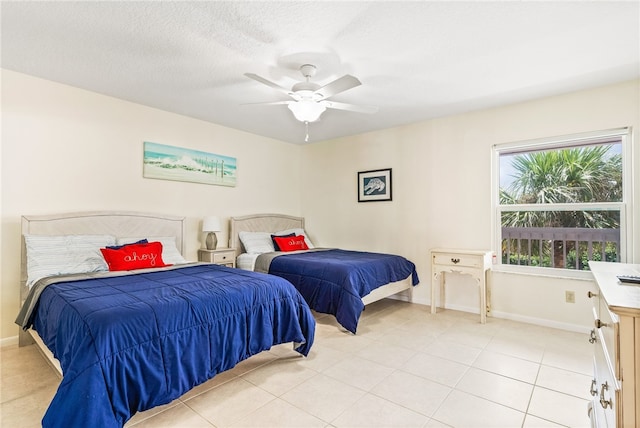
top-left (1, 300), bottom-right (592, 427)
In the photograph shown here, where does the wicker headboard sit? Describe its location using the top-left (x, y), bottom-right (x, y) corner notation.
top-left (20, 211), bottom-right (186, 303)
top-left (229, 213), bottom-right (304, 257)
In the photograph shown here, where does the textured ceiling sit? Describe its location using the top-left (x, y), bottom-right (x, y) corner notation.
top-left (2, 1), bottom-right (639, 144)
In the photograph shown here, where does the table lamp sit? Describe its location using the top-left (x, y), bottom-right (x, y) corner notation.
top-left (202, 216), bottom-right (221, 250)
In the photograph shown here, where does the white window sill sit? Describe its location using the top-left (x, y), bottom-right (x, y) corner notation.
top-left (492, 264), bottom-right (595, 281)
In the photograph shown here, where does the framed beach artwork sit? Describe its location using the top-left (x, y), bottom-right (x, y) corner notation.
top-left (143, 142), bottom-right (237, 187)
top-left (358, 168), bottom-right (392, 202)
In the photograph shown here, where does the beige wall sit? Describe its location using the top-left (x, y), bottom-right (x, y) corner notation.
top-left (2, 70), bottom-right (638, 341)
top-left (301, 79), bottom-right (640, 331)
top-left (1, 70), bottom-right (302, 340)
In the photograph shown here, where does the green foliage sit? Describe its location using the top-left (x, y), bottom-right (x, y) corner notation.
top-left (500, 145), bottom-right (622, 269)
top-left (500, 145), bottom-right (622, 229)
top-left (502, 240), bottom-right (618, 270)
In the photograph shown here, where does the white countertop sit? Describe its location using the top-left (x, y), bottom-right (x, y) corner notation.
top-left (589, 261), bottom-right (640, 316)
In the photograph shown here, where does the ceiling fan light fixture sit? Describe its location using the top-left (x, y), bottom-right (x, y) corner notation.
top-left (245, 63), bottom-right (375, 126)
top-left (288, 100), bottom-right (326, 122)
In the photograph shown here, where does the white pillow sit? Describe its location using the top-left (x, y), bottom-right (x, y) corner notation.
top-left (117, 236), bottom-right (187, 264)
top-left (239, 231), bottom-right (275, 254)
top-left (24, 234), bottom-right (116, 287)
top-left (276, 228), bottom-right (315, 249)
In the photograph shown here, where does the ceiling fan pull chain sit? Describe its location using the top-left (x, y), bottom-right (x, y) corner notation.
top-left (305, 121), bottom-right (310, 142)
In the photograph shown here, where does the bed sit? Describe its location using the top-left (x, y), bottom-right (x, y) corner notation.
top-left (230, 213), bottom-right (419, 334)
top-left (15, 211), bottom-right (316, 428)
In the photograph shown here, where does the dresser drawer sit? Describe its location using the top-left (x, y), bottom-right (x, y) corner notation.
top-left (594, 296), bottom-right (620, 379)
top-left (593, 329), bottom-right (620, 428)
top-left (432, 253), bottom-right (485, 268)
top-left (589, 357), bottom-right (609, 428)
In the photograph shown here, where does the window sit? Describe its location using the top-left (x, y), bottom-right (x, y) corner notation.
top-left (492, 128), bottom-right (632, 276)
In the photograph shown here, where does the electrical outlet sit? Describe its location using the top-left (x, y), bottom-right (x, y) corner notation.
top-left (565, 290), bottom-right (575, 303)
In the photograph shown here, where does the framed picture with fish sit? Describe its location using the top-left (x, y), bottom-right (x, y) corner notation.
top-left (358, 168), bottom-right (392, 202)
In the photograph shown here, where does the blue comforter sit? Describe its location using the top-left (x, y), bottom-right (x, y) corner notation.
top-left (19, 264), bottom-right (315, 428)
top-left (267, 249), bottom-right (419, 334)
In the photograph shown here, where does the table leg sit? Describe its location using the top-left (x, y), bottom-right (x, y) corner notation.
top-left (479, 275), bottom-right (486, 324)
top-left (485, 269), bottom-right (492, 316)
top-left (431, 271), bottom-right (439, 314)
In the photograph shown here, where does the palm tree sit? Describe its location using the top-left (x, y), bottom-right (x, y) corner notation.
top-left (501, 145), bottom-right (621, 268)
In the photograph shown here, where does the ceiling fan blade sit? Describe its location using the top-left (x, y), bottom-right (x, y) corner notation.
top-left (323, 100), bottom-right (378, 114)
top-left (316, 75), bottom-right (361, 99)
top-left (244, 73), bottom-right (292, 96)
top-left (241, 100), bottom-right (291, 106)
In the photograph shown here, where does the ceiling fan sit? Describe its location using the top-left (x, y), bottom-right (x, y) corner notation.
top-left (244, 64), bottom-right (378, 124)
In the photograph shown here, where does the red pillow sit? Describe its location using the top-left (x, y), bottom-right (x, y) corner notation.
top-left (273, 235), bottom-right (309, 252)
top-left (100, 241), bottom-right (170, 271)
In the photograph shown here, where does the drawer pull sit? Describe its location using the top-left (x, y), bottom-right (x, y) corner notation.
top-left (451, 258), bottom-right (460, 264)
top-left (594, 319), bottom-right (607, 329)
top-left (588, 329), bottom-right (597, 344)
top-left (599, 382), bottom-right (612, 409)
top-left (587, 291), bottom-right (598, 298)
top-left (589, 379), bottom-right (598, 396)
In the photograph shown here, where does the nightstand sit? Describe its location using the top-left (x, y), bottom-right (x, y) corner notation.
top-left (198, 248), bottom-right (236, 268)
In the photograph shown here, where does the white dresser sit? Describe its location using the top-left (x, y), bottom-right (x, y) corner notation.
top-left (588, 261), bottom-right (640, 428)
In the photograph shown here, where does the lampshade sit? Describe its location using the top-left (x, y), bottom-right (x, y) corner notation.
top-left (202, 216), bottom-right (221, 232)
top-left (288, 100), bottom-right (326, 123)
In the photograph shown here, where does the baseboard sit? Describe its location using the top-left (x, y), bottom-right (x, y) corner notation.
top-left (408, 299), bottom-right (590, 334)
top-left (441, 302), bottom-right (590, 333)
top-left (1, 335), bottom-right (19, 348)
top-left (433, 302), bottom-right (481, 315)
top-left (489, 310), bottom-right (591, 334)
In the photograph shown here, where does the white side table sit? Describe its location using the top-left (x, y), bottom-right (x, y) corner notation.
top-left (198, 248), bottom-right (236, 268)
top-left (431, 248), bottom-right (493, 323)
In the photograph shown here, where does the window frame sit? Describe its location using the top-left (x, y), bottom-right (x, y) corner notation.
top-left (491, 127), bottom-right (633, 278)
